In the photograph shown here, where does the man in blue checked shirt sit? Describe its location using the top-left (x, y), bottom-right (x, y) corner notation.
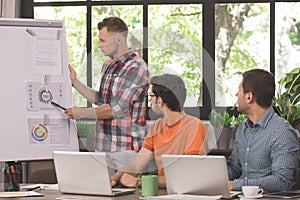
top-left (227, 69), bottom-right (299, 192)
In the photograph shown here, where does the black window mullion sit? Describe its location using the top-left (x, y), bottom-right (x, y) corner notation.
top-left (87, 0), bottom-right (92, 107)
top-left (201, 0), bottom-right (215, 119)
top-left (270, 0), bottom-right (275, 74)
top-left (21, 0), bottom-right (34, 18)
top-left (143, 1), bottom-right (151, 120)
top-left (142, 1), bottom-right (148, 64)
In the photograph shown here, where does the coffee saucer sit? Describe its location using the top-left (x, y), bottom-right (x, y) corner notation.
top-left (238, 194), bottom-right (263, 199)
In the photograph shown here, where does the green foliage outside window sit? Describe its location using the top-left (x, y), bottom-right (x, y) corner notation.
top-left (34, 2), bottom-right (300, 109)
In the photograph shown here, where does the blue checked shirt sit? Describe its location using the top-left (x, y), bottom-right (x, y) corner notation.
top-left (95, 49), bottom-right (149, 152)
top-left (227, 106), bottom-right (299, 192)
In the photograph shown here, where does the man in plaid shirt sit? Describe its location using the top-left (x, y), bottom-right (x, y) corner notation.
top-left (65, 17), bottom-right (149, 161)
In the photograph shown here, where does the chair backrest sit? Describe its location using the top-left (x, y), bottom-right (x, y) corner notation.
top-left (26, 160), bottom-right (57, 184)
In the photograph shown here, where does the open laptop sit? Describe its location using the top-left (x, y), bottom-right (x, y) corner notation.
top-left (162, 155), bottom-right (241, 199)
top-left (53, 151), bottom-right (135, 196)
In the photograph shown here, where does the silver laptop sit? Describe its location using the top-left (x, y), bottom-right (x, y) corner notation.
top-left (53, 151), bottom-right (135, 196)
top-left (162, 155), bottom-right (241, 199)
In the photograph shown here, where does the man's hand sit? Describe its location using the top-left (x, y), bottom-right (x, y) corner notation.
top-left (111, 178), bottom-right (118, 187)
top-left (64, 107), bottom-right (74, 119)
top-left (119, 173), bottom-right (138, 188)
top-left (229, 181), bottom-right (234, 190)
top-left (68, 64), bottom-right (77, 86)
top-left (64, 107), bottom-right (97, 120)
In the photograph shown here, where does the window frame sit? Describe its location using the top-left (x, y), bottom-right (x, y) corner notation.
top-left (21, 0), bottom-right (291, 120)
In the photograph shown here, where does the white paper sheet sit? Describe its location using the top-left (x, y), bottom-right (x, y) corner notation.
top-left (0, 191), bottom-right (43, 197)
top-left (140, 194), bottom-right (222, 200)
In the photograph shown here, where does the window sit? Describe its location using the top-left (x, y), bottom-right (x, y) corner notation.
top-left (215, 3), bottom-right (270, 106)
top-left (34, 5), bottom-right (87, 106)
top-left (91, 5), bottom-right (144, 94)
top-left (148, 4), bottom-right (203, 107)
top-left (275, 2), bottom-right (300, 81)
top-left (25, 0), bottom-right (300, 119)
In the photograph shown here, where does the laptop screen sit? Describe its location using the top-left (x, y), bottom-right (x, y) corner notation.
top-left (162, 155), bottom-right (233, 198)
top-left (53, 151), bottom-right (135, 196)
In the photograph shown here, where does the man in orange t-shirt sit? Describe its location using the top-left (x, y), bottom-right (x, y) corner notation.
top-left (111, 74), bottom-right (207, 188)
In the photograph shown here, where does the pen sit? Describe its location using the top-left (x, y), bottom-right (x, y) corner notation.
top-left (10, 165), bottom-right (19, 190)
top-left (25, 186), bottom-right (41, 191)
top-left (5, 164), bottom-right (14, 191)
top-left (51, 101), bottom-right (66, 110)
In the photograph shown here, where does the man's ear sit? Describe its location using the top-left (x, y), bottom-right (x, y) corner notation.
top-left (115, 34), bottom-right (123, 44)
top-left (157, 96), bottom-right (164, 106)
top-left (246, 92), bottom-right (255, 103)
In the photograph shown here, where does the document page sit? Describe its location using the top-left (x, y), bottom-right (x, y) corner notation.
top-left (0, 191), bottom-right (43, 197)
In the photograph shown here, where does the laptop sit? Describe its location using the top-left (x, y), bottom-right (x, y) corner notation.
top-left (53, 151), bottom-right (136, 196)
top-left (162, 155), bottom-right (241, 199)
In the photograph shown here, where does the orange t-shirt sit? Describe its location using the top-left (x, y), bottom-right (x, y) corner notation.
top-left (143, 114), bottom-right (207, 176)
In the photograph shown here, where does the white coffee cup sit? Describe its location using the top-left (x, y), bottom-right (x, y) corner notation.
top-left (242, 186), bottom-right (263, 197)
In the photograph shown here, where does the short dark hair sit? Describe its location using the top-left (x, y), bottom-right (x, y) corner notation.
top-left (97, 17), bottom-right (128, 38)
top-left (242, 69), bottom-right (275, 108)
top-left (150, 74), bottom-right (186, 112)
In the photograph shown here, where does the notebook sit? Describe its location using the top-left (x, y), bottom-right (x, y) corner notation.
top-left (263, 191), bottom-right (300, 199)
top-left (162, 155), bottom-right (241, 199)
top-left (53, 151), bottom-right (136, 196)
top-left (0, 191), bottom-right (43, 198)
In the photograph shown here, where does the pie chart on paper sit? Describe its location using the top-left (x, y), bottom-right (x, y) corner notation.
top-left (31, 124), bottom-right (48, 142)
top-left (38, 87), bottom-right (53, 104)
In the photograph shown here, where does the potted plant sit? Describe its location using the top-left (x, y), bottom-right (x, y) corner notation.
top-left (273, 67), bottom-right (300, 183)
top-left (77, 121), bottom-right (91, 138)
top-left (76, 121), bottom-right (92, 151)
top-left (273, 67), bottom-right (300, 133)
top-left (231, 112), bottom-right (248, 133)
top-left (209, 109), bottom-right (247, 149)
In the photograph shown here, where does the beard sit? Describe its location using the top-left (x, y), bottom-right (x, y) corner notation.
top-left (151, 104), bottom-right (164, 116)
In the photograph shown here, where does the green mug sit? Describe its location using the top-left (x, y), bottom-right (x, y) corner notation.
top-left (136, 175), bottom-right (158, 196)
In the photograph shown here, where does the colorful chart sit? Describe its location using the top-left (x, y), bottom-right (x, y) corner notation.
top-left (38, 87), bottom-right (53, 104)
top-left (31, 124), bottom-right (48, 142)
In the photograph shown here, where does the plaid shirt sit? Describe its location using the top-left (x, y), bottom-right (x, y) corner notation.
top-left (95, 50), bottom-right (149, 152)
top-left (227, 107), bottom-right (299, 192)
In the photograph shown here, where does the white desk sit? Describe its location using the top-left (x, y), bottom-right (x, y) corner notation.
top-left (0, 189), bottom-right (166, 200)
